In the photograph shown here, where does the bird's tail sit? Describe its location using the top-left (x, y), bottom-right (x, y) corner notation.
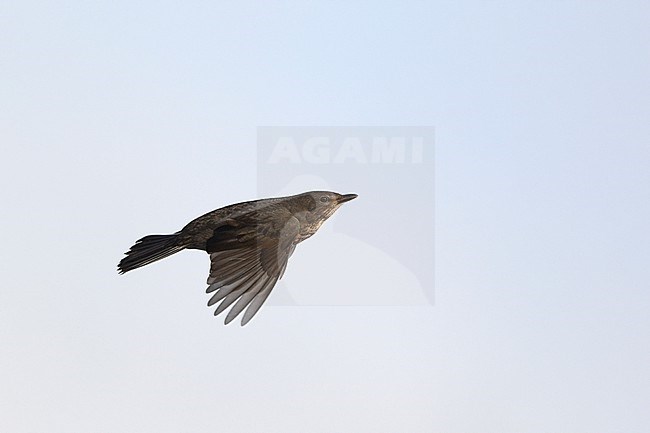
top-left (117, 233), bottom-right (184, 274)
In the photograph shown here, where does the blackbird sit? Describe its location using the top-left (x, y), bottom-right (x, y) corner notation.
top-left (118, 191), bottom-right (358, 325)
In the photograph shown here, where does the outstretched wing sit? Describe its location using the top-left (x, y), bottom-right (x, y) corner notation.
top-left (204, 210), bottom-right (300, 326)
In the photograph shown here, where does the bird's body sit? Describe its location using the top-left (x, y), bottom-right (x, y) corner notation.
top-left (118, 191), bottom-right (357, 325)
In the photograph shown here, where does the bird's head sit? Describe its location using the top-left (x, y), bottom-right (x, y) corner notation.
top-left (292, 190), bottom-right (358, 226)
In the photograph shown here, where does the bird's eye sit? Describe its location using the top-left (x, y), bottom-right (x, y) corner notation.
top-left (319, 196), bottom-right (330, 203)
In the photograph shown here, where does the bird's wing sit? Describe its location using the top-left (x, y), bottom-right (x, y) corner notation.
top-left (204, 211), bottom-right (300, 326)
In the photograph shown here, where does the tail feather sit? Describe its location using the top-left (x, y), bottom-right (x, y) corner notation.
top-left (118, 233), bottom-right (184, 274)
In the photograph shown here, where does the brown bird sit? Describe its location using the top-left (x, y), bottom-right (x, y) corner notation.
top-left (118, 191), bottom-right (358, 325)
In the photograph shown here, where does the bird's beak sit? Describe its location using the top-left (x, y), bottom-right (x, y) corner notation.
top-left (337, 193), bottom-right (358, 203)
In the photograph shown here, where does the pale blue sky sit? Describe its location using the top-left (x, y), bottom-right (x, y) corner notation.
top-left (1, 1), bottom-right (649, 432)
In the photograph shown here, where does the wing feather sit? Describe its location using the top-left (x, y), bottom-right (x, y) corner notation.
top-left (204, 212), bottom-right (301, 325)
top-left (207, 266), bottom-right (264, 306)
top-left (240, 275), bottom-right (280, 326)
top-left (224, 274), bottom-right (271, 324)
top-left (213, 269), bottom-right (267, 316)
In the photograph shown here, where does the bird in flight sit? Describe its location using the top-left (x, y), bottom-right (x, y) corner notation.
top-left (118, 191), bottom-right (358, 325)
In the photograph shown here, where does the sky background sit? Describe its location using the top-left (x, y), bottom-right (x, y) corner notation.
top-left (1, 1), bottom-right (649, 432)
